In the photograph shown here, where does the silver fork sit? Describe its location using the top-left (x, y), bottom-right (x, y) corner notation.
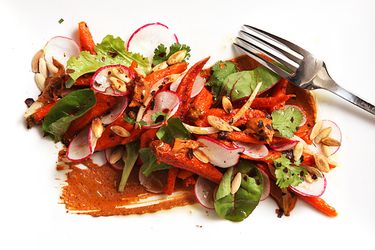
top-left (234, 25), bottom-right (375, 116)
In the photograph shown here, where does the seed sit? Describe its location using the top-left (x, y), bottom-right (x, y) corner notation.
top-left (110, 125), bottom-right (131, 137)
top-left (34, 73), bottom-right (46, 91)
top-left (38, 57), bottom-right (48, 78)
top-left (46, 61), bottom-right (59, 75)
top-left (207, 115), bottom-right (233, 132)
top-left (167, 50), bottom-right (187, 65)
top-left (314, 127), bottom-right (332, 144)
top-left (109, 147), bottom-right (123, 164)
top-left (166, 74), bottom-right (181, 83)
top-left (293, 142), bottom-right (304, 162)
top-left (112, 68), bottom-right (131, 83)
top-left (321, 137), bottom-right (341, 147)
top-left (31, 49), bottom-right (44, 73)
top-left (321, 145), bottom-right (331, 157)
top-left (193, 149), bottom-right (209, 163)
top-left (109, 76), bottom-right (127, 92)
top-left (222, 96), bottom-right (233, 113)
top-left (152, 61), bottom-right (168, 72)
top-left (24, 101), bottom-right (43, 118)
top-left (231, 172), bottom-right (242, 194)
top-left (310, 121), bottom-right (323, 140)
top-left (91, 118), bottom-right (104, 138)
top-left (314, 154), bottom-right (330, 173)
top-left (231, 125), bottom-right (241, 132)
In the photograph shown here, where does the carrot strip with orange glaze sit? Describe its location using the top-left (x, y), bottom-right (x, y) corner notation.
top-left (145, 62), bottom-right (188, 84)
top-left (226, 131), bottom-right (265, 144)
top-left (177, 170), bottom-right (194, 180)
top-left (163, 168), bottom-right (179, 195)
top-left (251, 95), bottom-right (293, 110)
top-left (78, 21), bottom-right (96, 54)
top-left (298, 195), bottom-right (338, 217)
top-left (151, 140), bottom-right (223, 183)
top-left (190, 87), bottom-right (213, 118)
top-left (140, 128), bottom-right (158, 148)
top-left (31, 102), bottom-right (56, 123)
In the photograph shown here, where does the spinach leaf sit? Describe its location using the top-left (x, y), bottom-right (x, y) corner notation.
top-left (156, 118), bottom-right (191, 144)
top-left (118, 141), bottom-right (140, 192)
top-left (214, 161), bottom-right (263, 222)
top-left (140, 148), bottom-right (172, 177)
top-left (224, 67), bottom-right (280, 101)
top-left (42, 89), bottom-right (96, 141)
top-left (206, 61), bottom-right (237, 100)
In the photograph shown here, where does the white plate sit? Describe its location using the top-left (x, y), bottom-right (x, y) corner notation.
top-left (1, 0), bottom-right (375, 249)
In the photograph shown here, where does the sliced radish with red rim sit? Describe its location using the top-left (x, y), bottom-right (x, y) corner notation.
top-left (258, 168), bottom-right (270, 200)
top-left (127, 22), bottom-right (178, 59)
top-left (233, 141), bottom-right (269, 159)
top-left (314, 120), bottom-right (342, 156)
top-left (44, 36), bottom-right (80, 67)
top-left (91, 65), bottom-right (132, 96)
top-left (104, 148), bottom-right (124, 171)
top-left (66, 126), bottom-right (97, 162)
top-left (197, 137), bottom-right (244, 168)
top-left (138, 169), bottom-right (168, 194)
top-left (290, 166), bottom-right (326, 197)
top-left (194, 176), bottom-right (217, 209)
top-left (269, 137), bottom-right (298, 152)
top-left (170, 74), bottom-right (205, 98)
top-left (101, 96), bottom-right (128, 125)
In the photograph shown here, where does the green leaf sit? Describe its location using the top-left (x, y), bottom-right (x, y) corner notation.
top-left (156, 118), bottom-right (191, 144)
top-left (150, 111), bottom-right (167, 123)
top-left (152, 43), bottom-right (191, 66)
top-left (118, 141), bottom-right (140, 192)
top-left (225, 67), bottom-right (280, 101)
top-left (273, 154), bottom-right (306, 189)
top-left (140, 148), bottom-right (172, 177)
top-left (206, 61), bottom-right (237, 100)
top-left (66, 35), bottom-right (151, 81)
top-left (271, 106), bottom-right (303, 138)
top-left (42, 89), bottom-right (96, 141)
top-left (168, 43), bottom-right (191, 60)
top-left (214, 161), bottom-right (263, 222)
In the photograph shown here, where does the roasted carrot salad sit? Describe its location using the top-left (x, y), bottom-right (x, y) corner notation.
top-left (24, 22), bottom-right (341, 221)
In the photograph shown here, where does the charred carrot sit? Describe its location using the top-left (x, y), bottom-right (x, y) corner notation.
top-left (177, 170), bottom-right (194, 180)
top-left (163, 168), bottom-right (179, 195)
top-left (151, 140), bottom-right (223, 183)
top-left (298, 195), bottom-right (338, 217)
top-left (75, 74), bottom-right (93, 86)
top-left (251, 95), bottom-right (292, 110)
top-left (32, 102), bottom-right (55, 123)
top-left (189, 87), bottom-right (213, 119)
top-left (145, 62), bottom-right (188, 84)
top-left (226, 132), bottom-right (265, 144)
top-left (182, 176), bottom-right (196, 188)
top-left (78, 21), bottom-right (96, 54)
top-left (140, 128), bottom-right (158, 148)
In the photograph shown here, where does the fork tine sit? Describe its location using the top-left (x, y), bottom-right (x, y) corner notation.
top-left (236, 36), bottom-right (296, 73)
top-left (233, 42), bottom-right (290, 79)
top-left (239, 30), bottom-right (302, 64)
top-left (244, 24), bottom-right (310, 57)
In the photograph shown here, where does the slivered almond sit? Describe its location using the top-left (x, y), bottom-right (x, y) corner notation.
top-left (321, 137), bottom-right (341, 147)
top-left (207, 115), bottom-right (233, 132)
top-left (231, 125), bottom-right (241, 132)
top-left (112, 68), bottom-right (131, 83)
top-left (109, 148), bottom-right (123, 164)
top-left (314, 154), bottom-right (330, 173)
top-left (321, 145), bottom-right (331, 157)
top-left (152, 61), bottom-right (168, 72)
top-left (34, 73), bottom-right (46, 91)
top-left (231, 172), bottom-right (242, 194)
top-left (91, 118), bottom-right (104, 138)
top-left (167, 50), bottom-right (187, 65)
top-left (222, 96), bottom-right (233, 113)
top-left (314, 127), bottom-right (332, 144)
top-left (31, 49), bottom-right (44, 73)
top-left (293, 142), bottom-right (304, 162)
top-left (38, 57), bottom-right (48, 78)
top-left (310, 120), bottom-right (323, 140)
top-left (24, 101), bottom-right (43, 118)
top-left (110, 125), bottom-right (131, 137)
top-left (193, 149), bottom-right (209, 163)
top-left (46, 61), bottom-right (59, 75)
top-left (109, 76), bottom-right (127, 92)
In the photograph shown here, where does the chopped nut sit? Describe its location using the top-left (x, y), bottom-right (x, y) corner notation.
top-left (314, 127), bottom-right (332, 144)
top-left (34, 73), bottom-right (46, 91)
top-left (167, 50), bottom-right (187, 65)
top-left (321, 137), bottom-right (341, 147)
top-left (231, 125), bottom-right (241, 132)
top-left (314, 154), bottom-right (330, 173)
top-left (309, 120), bottom-right (323, 140)
top-left (207, 115), bottom-right (233, 132)
top-left (109, 147), bottom-right (123, 165)
top-left (91, 118), bottom-right (104, 138)
top-left (110, 125), bottom-right (131, 137)
top-left (112, 67), bottom-right (131, 83)
top-left (293, 141), bottom-right (304, 162)
top-left (193, 149), bottom-right (209, 163)
top-left (31, 49), bottom-right (44, 73)
top-left (231, 172), bottom-right (242, 194)
top-left (109, 76), bottom-right (127, 92)
top-left (152, 61), bottom-right (168, 72)
top-left (222, 96), bottom-right (233, 113)
top-left (38, 57), bottom-right (48, 78)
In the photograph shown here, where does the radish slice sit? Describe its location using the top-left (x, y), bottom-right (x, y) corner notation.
top-left (43, 36), bottom-right (80, 67)
top-left (91, 65), bottom-right (132, 96)
top-left (290, 166), bottom-right (327, 197)
top-left (170, 74), bottom-right (205, 98)
top-left (314, 120), bottom-right (342, 156)
top-left (142, 90), bottom-right (180, 127)
top-left (66, 126), bottom-right (97, 162)
top-left (89, 151), bottom-right (107, 166)
top-left (269, 137), bottom-right (298, 152)
top-left (138, 169), bottom-right (167, 194)
top-left (258, 168), bottom-right (270, 200)
top-left (197, 137), bottom-right (244, 168)
top-left (194, 176), bottom-right (216, 209)
top-left (127, 22), bottom-right (178, 59)
top-left (285, 105), bottom-right (307, 126)
top-left (233, 141), bottom-right (269, 159)
top-left (101, 96), bottom-right (128, 125)
top-left (104, 148), bottom-right (123, 170)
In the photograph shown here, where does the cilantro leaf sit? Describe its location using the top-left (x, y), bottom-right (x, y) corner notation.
top-left (156, 118), bottom-right (190, 144)
top-left (150, 111), bottom-right (167, 123)
top-left (140, 148), bottom-right (172, 177)
top-left (271, 106), bottom-right (303, 138)
top-left (206, 61), bottom-right (237, 100)
top-left (273, 155), bottom-right (306, 189)
top-left (168, 43), bottom-right (191, 60)
top-left (152, 43), bottom-right (191, 66)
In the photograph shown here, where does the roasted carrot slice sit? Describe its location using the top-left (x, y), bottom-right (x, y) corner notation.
top-left (78, 21), bottom-right (96, 54)
top-left (298, 195), bottom-right (338, 217)
top-left (177, 170), bottom-right (194, 180)
top-left (182, 176), bottom-right (196, 188)
top-left (163, 168), bottom-right (179, 195)
top-left (145, 62), bottom-right (188, 84)
top-left (140, 128), bottom-right (158, 148)
top-left (251, 95), bottom-right (292, 110)
top-left (32, 102), bottom-right (55, 123)
top-left (75, 74), bottom-right (93, 86)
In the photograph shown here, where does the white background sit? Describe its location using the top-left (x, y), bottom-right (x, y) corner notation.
top-left (1, 0), bottom-right (374, 249)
